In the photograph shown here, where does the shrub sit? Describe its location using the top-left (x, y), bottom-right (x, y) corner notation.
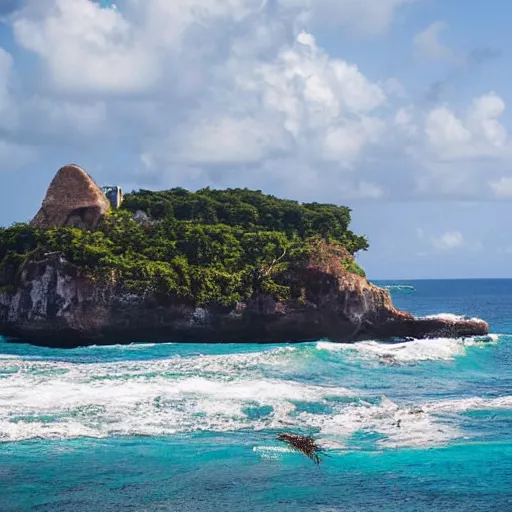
top-left (0, 186), bottom-right (369, 303)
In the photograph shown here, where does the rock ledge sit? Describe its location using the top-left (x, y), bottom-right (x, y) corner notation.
top-left (0, 252), bottom-right (488, 347)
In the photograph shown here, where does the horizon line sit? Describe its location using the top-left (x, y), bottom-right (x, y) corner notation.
top-left (369, 277), bottom-right (512, 281)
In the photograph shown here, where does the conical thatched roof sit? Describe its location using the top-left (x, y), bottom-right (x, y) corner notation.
top-left (31, 164), bottom-right (110, 230)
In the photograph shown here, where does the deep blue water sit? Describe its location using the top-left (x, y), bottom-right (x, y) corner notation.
top-left (1, 279), bottom-right (511, 511)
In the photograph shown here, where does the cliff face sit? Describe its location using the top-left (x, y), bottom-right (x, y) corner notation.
top-left (0, 251), bottom-right (489, 347)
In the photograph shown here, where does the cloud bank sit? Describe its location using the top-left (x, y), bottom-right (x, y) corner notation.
top-left (0, 0), bottom-right (509, 207)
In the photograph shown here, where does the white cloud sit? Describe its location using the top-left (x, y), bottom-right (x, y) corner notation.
top-left (254, 31), bottom-right (386, 130)
top-left (0, 48), bottom-right (17, 130)
top-left (12, 0), bottom-right (263, 94)
top-left (0, 48), bottom-right (12, 108)
top-left (12, 0), bottom-right (412, 96)
top-left (0, 43), bottom-right (113, 151)
top-left (424, 92), bottom-right (508, 160)
top-left (489, 177), bottom-right (512, 198)
top-left (395, 106), bottom-right (417, 136)
top-left (13, 0), bottom-right (159, 93)
top-left (467, 92), bottom-right (507, 148)
top-left (355, 181), bottom-right (384, 198)
top-left (322, 119), bottom-right (383, 164)
top-left (414, 227), bottom-right (464, 255)
top-left (414, 21), bottom-right (453, 61)
top-left (425, 106), bottom-right (471, 155)
top-left (432, 231), bottom-right (464, 251)
top-left (286, 0), bottom-right (416, 36)
top-left (1, 0), bottom-right (510, 204)
top-left (169, 116), bottom-right (289, 165)
top-left (3, 2), bottom-right (399, 196)
top-left (387, 90), bottom-right (512, 199)
top-left (144, 30), bottom-right (387, 173)
top-left (383, 77), bottom-right (407, 99)
top-left (27, 97), bottom-right (107, 137)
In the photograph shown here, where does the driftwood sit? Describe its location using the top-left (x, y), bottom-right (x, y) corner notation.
top-left (277, 433), bottom-right (328, 465)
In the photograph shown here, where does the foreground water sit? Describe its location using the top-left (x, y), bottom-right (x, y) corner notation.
top-left (1, 279), bottom-right (511, 511)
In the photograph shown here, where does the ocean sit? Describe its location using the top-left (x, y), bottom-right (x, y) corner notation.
top-left (1, 279), bottom-right (511, 511)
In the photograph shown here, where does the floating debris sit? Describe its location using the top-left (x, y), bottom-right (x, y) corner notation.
top-left (277, 433), bottom-right (328, 465)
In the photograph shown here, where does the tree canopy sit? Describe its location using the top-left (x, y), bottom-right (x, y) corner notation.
top-left (121, 187), bottom-right (368, 253)
top-left (0, 187), bottom-right (368, 305)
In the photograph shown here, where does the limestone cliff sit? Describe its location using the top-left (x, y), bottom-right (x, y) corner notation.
top-left (0, 250), bottom-right (488, 347)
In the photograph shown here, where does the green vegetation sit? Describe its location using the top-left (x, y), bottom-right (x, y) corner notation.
top-left (0, 188), bottom-right (368, 305)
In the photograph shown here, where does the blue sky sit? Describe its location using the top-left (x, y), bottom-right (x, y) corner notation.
top-left (0, 0), bottom-right (510, 280)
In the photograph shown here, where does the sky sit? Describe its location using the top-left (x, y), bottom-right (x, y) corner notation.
top-left (0, 0), bottom-right (510, 280)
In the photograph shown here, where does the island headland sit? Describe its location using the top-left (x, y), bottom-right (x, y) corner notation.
top-left (0, 165), bottom-right (488, 347)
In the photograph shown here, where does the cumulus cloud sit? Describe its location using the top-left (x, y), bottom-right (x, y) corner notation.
top-left (0, 0), bottom-right (510, 204)
top-left (425, 106), bottom-right (472, 155)
top-left (390, 91), bottom-right (511, 199)
top-left (467, 93), bottom-right (507, 148)
top-left (489, 177), bottom-right (512, 199)
top-left (0, 43), bottom-right (109, 151)
top-left (432, 231), bottom-right (464, 251)
top-left (291, 0), bottom-right (416, 36)
top-left (414, 21), bottom-right (453, 61)
top-left (0, 49), bottom-right (12, 94)
top-left (394, 106), bottom-right (417, 137)
top-left (25, 97), bottom-right (108, 138)
top-left (424, 92), bottom-right (508, 160)
top-left (12, 0), bottom-right (413, 95)
top-left (0, 48), bottom-right (16, 127)
top-left (169, 117), bottom-right (289, 165)
top-left (13, 0), bottom-right (158, 93)
top-left (142, 29), bottom-right (388, 192)
top-left (417, 228), bottom-right (464, 252)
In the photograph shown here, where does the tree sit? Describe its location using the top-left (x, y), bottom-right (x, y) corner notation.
top-left (0, 184), bottom-right (369, 305)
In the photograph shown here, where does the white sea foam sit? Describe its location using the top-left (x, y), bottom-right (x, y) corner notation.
top-left (252, 445), bottom-right (295, 461)
top-left (253, 446), bottom-right (293, 454)
top-left (296, 393), bottom-right (512, 449)
top-left (0, 347), bottom-right (352, 442)
top-left (427, 395), bottom-right (512, 413)
top-left (423, 313), bottom-right (484, 323)
top-left (382, 285), bottom-right (416, 293)
top-left (1, 343), bottom-right (509, 448)
top-left (87, 342), bottom-right (163, 350)
top-left (316, 335), bottom-right (498, 363)
top-left (298, 396), bottom-right (459, 449)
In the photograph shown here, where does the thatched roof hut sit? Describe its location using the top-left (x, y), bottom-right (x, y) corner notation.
top-left (31, 164), bottom-right (111, 230)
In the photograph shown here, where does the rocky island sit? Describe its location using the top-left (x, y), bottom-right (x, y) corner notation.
top-left (0, 165), bottom-right (488, 347)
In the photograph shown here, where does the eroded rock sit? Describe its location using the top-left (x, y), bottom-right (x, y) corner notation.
top-left (0, 248), bottom-right (489, 347)
top-left (31, 164), bottom-right (111, 230)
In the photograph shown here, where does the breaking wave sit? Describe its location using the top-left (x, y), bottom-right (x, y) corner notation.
top-left (422, 313), bottom-right (485, 323)
top-left (0, 337), bottom-right (507, 448)
top-left (0, 347), bottom-right (351, 443)
top-left (316, 335), bottom-right (498, 363)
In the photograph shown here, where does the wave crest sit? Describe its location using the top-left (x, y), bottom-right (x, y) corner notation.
top-left (0, 341), bottom-right (508, 450)
top-left (316, 335), bottom-right (498, 363)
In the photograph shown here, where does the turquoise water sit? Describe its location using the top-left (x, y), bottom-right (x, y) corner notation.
top-left (1, 279), bottom-right (511, 511)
